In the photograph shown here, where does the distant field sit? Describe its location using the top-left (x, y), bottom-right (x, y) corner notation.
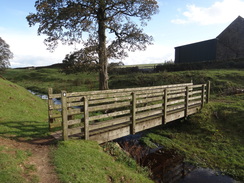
top-left (120, 63), bottom-right (160, 68)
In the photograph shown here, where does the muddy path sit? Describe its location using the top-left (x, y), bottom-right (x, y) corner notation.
top-left (0, 137), bottom-right (59, 183)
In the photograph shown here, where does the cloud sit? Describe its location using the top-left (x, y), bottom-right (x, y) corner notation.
top-left (0, 28), bottom-right (77, 68)
top-left (124, 44), bottom-right (174, 65)
top-left (172, 0), bottom-right (244, 25)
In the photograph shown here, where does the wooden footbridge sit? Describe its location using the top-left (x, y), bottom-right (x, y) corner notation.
top-left (48, 82), bottom-right (210, 144)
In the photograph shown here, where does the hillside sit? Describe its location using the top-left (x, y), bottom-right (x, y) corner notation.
top-left (0, 77), bottom-right (48, 139)
top-left (0, 78), bottom-right (152, 183)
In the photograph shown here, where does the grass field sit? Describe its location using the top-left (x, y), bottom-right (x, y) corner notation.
top-left (3, 68), bottom-right (244, 95)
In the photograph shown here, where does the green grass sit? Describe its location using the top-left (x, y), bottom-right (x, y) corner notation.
top-left (3, 68), bottom-right (99, 94)
top-left (0, 78), bottom-right (48, 140)
top-left (3, 68), bottom-right (244, 96)
top-left (140, 95), bottom-right (244, 181)
top-left (52, 140), bottom-right (153, 183)
top-left (0, 145), bottom-right (38, 183)
top-left (110, 69), bottom-right (244, 93)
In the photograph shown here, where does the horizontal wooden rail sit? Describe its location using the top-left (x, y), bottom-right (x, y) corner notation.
top-left (48, 82), bottom-right (210, 143)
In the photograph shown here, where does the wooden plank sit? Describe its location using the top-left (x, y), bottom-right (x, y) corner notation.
top-left (189, 95), bottom-right (202, 101)
top-left (67, 101), bottom-right (84, 108)
top-left (89, 110), bottom-right (130, 121)
top-left (136, 116), bottom-right (162, 132)
top-left (136, 103), bottom-right (162, 112)
top-left (66, 83), bottom-right (193, 97)
top-left (49, 93), bottom-right (61, 99)
top-left (89, 116), bottom-right (131, 131)
top-left (67, 94), bottom-right (131, 103)
top-left (68, 127), bottom-right (84, 136)
top-left (167, 93), bottom-right (185, 99)
top-left (67, 108), bottom-right (83, 116)
top-left (68, 119), bottom-right (83, 126)
top-left (137, 91), bottom-right (164, 99)
top-left (49, 104), bottom-right (62, 110)
top-left (189, 90), bottom-right (202, 95)
top-left (206, 81), bottom-right (211, 103)
top-left (83, 96), bottom-right (89, 140)
top-left (136, 96), bottom-right (162, 105)
top-left (136, 109), bottom-right (162, 120)
top-left (61, 91), bottom-right (68, 141)
top-left (89, 125), bottom-right (131, 144)
top-left (167, 99), bottom-right (185, 105)
top-left (201, 84), bottom-right (205, 108)
top-left (185, 86), bottom-right (189, 117)
top-left (89, 101), bottom-right (131, 112)
top-left (190, 84), bottom-right (207, 89)
top-left (131, 92), bottom-right (136, 135)
top-left (49, 113), bottom-right (62, 119)
top-left (166, 111), bottom-right (185, 123)
top-left (167, 104), bottom-right (185, 112)
top-left (164, 88), bottom-right (168, 124)
top-left (48, 88), bottom-right (54, 130)
top-left (189, 100), bottom-right (201, 106)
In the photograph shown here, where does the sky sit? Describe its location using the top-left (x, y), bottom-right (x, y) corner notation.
top-left (0, 0), bottom-right (244, 68)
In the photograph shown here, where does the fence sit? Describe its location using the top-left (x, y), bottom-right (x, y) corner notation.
top-left (48, 82), bottom-right (210, 144)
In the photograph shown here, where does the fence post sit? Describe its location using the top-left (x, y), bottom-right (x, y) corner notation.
top-left (206, 81), bottom-right (211, 103)
top-left (61, 90), bottom-right (68, 141)
top-left (131, 92), bottom-right (136, 135)
top-left (163, 88), bottom-right (168, 124)
top-left (201, 84), bottom-right (205, 108)
top-left (83, 96), bottom-right (89, 140)
top-left (48, 88), bottom-right (54, 131)
top-left (185, 86), bottom-right (189, 117)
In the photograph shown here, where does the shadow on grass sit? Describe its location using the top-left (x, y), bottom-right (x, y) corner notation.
top-left (0, 120), bottom-right (50, 142)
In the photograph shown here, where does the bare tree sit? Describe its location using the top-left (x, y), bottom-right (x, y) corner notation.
top-left (0, 37), bottom-right (13, 73)
top-left (27, 0), bottom-right (159, 89)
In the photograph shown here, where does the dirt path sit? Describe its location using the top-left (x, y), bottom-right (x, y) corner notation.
top-left (0, 137), bottom-right (60, 183)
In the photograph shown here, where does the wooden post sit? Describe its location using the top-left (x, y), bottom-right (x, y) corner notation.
top-left (185, 86), bottom-right (189, 117)
top-left (48, 88), bottom-right (54, 131)
top-left (131, 92), bottom-right (136, 135)
top-left (201, 84), bottom-right (205, 108)
top-left (61, 90), bottom-right (68, 141)
top-left (163, 88), bottom-right (168, 124)
top-left (206, 81), bottom-right (211, 103)
top-left (83, 96), bottom-right (89, 140)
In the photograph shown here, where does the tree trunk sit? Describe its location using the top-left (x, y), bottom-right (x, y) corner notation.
top-left (98, 3), bottom-right (109, 90)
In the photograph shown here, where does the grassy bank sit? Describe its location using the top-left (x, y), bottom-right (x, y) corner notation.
top-left (0, 78), bottom-right (47, 182)
top-left (0, 78), bottom-right (48, 140)
top-left (53, 141), bottom-right (152, 183)
top-left (3, 68), bottom-right (99, 94)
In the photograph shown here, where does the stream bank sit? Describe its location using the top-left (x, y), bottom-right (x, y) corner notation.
top-left (116, 135), bottom-right (240, 183)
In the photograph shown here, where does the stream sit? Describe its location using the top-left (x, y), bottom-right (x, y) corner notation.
top-left (115, 135), bottom-right (240, 183)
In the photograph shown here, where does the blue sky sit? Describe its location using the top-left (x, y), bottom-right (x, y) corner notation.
top-left (1, 0), bottom-right (244, 67)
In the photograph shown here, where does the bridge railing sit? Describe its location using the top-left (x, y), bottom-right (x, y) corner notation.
top-left (48, 82), bottom-right (210, 143)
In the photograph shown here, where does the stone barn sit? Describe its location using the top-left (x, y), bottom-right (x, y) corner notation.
top-left (175, 16), bottom-right (244, 63)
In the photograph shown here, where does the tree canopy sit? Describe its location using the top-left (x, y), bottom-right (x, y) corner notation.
top-left (27, 0), bottom-right (159, 89)
top-left (0, 37), bottom-right (13, 72)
